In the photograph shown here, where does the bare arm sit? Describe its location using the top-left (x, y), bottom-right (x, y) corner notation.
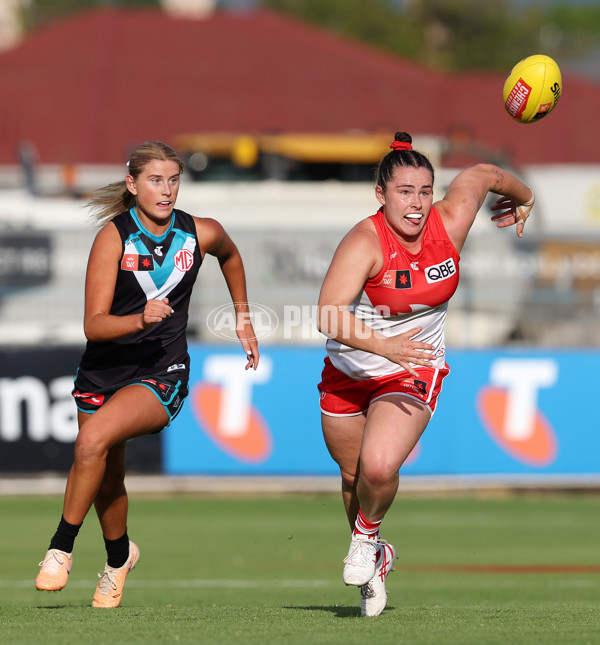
top-left (436, 163), bottom-right (534, 252)
top-left (196, 217), bottom-right (259, 370)
top-left (83, 224), bottom-right (173, 341)
top-left (317, 220), bottom-right (434, 377)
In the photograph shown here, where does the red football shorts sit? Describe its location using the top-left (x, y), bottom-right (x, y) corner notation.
top-left (318, 357), bottom-right (450, 417)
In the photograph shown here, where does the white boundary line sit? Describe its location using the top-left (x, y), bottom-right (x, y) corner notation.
top-left (3, 579), bottom-right (334, 589)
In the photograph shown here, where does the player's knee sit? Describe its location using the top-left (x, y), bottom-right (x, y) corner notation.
top-left (74, 427), bottom-right (109, 465)
top-left (360, 459), bottom-right (397, 489)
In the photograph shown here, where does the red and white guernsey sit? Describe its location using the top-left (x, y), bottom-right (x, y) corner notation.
top-left (326, 206), bottom-right (460, 380)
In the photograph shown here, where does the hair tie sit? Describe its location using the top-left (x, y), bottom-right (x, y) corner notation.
top-left (390, 141), bottom-right (413, 151)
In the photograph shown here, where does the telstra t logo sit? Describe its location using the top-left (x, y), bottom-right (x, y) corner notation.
top-left (476, 358), bottom-right (558, 467)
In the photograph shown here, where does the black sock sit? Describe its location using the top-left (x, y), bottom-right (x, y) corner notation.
top-left (48, 515), bottom-right (82, 553)
top-left (104, 531), bottom-right (130, 568)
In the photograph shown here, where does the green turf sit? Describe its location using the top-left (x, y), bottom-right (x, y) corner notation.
top-left (1, 493), bottom-right (600, 644)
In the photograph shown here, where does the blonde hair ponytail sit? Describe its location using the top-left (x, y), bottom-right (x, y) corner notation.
top-left (87, 181), bottom-right (136, 227)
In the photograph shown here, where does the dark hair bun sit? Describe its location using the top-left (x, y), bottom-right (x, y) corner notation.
top-left (394, 131), bottom-right (412, 144)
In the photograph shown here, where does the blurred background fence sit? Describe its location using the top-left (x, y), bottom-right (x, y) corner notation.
top-left (2, 158), bottom-right (599, 349)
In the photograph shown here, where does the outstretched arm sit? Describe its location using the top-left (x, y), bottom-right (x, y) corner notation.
top-left (436, 163), bottom-right (534, 252)
top-left (197, 218), bottom-right (259, 370)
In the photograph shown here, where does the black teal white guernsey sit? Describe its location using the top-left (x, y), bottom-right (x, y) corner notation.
top-left (78, 208), bottom-right (202, 387)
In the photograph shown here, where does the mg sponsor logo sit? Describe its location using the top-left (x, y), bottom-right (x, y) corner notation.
top-left (174, 248), bottom-right (194, 272)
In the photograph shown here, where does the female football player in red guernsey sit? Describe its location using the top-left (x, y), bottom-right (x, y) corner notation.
top-left (317, 131), bottom-right (534, 616)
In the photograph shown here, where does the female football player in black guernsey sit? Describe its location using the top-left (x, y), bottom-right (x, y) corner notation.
top-left (35, 141), bottom-right (259, 607)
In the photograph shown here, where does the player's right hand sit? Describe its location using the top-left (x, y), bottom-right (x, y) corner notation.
top-left (381, 327), bottom-right (434, 378)
top-left (142, 297), bottom-right (174, 328)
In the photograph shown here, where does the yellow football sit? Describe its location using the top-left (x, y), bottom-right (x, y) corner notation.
top-left (503, 54), bottom-right (562, 123)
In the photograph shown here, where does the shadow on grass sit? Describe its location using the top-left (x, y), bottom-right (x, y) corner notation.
top-left (285, 605), bottom-right (397, 618)
top-left (285, 605), bottom-right (361, 618)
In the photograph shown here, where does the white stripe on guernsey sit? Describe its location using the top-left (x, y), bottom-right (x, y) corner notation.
top-left (127, 236), bottom-right (196, 301)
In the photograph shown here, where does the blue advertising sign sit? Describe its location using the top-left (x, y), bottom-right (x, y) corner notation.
top-left (163, 346), bottom-right (599, 477)
top-left (164, 347), bottom-right (329, 475)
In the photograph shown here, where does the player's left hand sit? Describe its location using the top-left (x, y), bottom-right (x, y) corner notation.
top-left (236, 316), bottom-right (259, 370)
top-left (239, 336), bottom-right (259, 370)
top-left (490, 193), bottom-right (534, 238)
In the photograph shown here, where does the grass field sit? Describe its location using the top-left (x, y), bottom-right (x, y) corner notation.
top-left (2, 492), bottom-right (600, 644)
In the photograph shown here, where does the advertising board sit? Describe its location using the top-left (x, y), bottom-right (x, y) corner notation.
top-left (165, 346), bottom-right (600, 478)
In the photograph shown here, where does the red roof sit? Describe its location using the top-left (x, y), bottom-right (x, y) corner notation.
top-left (0, 6), bottom-right (598, 165)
